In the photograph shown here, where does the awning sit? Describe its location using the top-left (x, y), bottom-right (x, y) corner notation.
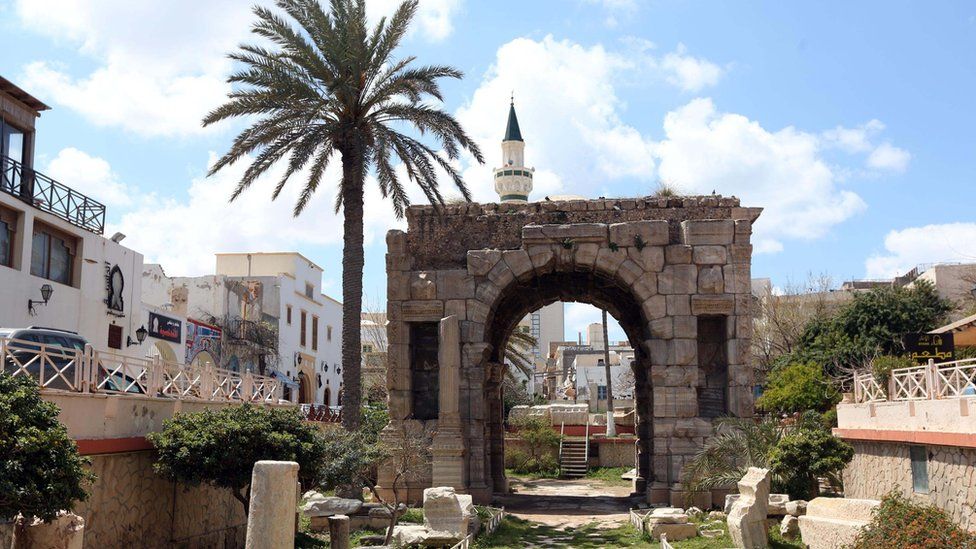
top-left (273, 371), bottom-right (300, 389)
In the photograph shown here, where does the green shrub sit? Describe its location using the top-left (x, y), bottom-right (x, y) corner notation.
top-left (849, 492), bottom-right (976, 548)
top-left (509, 416), bottom-right (560, 459)
top-left (0, 373), bottom-right (94, 521)
top-left (870, 355), bottom-right (916, 386)
top-left (757, 361), bottom-right (840, 414)
top-left (769, 425), bottom-right (853, 500)
top-left (148, 404), bottom-right (328, 515)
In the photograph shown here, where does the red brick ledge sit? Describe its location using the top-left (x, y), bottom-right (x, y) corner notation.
top-left (833, 428), bottom-right (976, 449)
top-left (75, 436), bottom-right (153, 455)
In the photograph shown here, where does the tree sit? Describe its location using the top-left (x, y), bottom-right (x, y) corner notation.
top-left (682, 413), bottom-right (830, 495)
top-left (318, 426), bottom-right (427, 545)
top-left (0, 373), bottom-right (93, 522)
top-left (204, 0), bottom-right (484, 430)
top-left (147, 405), bottom-right (328, 514)
top-left (769, 426), bottom-right (853, 499)
top-left (756, 362), bottom-right (840, 415)
top-left (796, 281), bottom-right (952, 375)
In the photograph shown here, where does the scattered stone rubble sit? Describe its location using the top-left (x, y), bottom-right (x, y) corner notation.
top-left (302, 491), bottom-right (406, 533)
top-left (388, 487), bottom-right (479, 547)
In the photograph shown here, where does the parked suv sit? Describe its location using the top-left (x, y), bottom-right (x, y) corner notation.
top-left (0, 327), bottom-right (143, 393)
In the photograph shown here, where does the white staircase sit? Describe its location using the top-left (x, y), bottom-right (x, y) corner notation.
top-left (558, 422), bottom-right (590, 478)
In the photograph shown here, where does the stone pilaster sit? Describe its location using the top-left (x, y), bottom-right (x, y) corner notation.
top-left (431, 315), bottom-right (466, 490)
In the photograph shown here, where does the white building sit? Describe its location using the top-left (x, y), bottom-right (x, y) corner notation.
top-left (0, 77), bottom-right (149, 358)
top-left (573, 343), bottom-right (636, 411)
top-left (142, 252), bottom-right (342, 405)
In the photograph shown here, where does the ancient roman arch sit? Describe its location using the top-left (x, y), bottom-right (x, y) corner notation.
top-left (379, 196), bottom-right (761, 506)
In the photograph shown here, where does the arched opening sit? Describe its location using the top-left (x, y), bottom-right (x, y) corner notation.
top-left (324, 386), bottom-right (332, 407)
top-left (190, 350), bottom-right (216, 369)
top-left (481, 270), bottom-right (655, 496)
top-left (298, 372), bottom-right (312, 404)
top-left (147, 341), bottom-right (178, 364)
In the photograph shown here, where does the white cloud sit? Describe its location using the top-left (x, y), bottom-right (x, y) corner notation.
top-left (660, 44), bottom-right (724, 92)
top-left (822, 119), bottom-right (910, 172)
top-left (368, 0), bottom-right (462, 42)
top-left (15, 0), bottom-right (462, 137)
top-left (867, 142), bottom-right (911, 172)
top-left (110, 152), bottom-right (402, 276)
top-left (865, 223), bottom-right (976, 279)
top-left (455, 36), bottom-right (658, 200)
top-left (654, 98), bottom-right (868, 252)
top-left (44, 148), bottom-right (131, 207)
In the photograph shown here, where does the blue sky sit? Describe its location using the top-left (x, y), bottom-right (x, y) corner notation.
top-left (1, 0), bottom-right (974, 341)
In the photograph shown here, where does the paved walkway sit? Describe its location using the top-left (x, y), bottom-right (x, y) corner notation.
top-left (493, 476), bottom-right (637, 529)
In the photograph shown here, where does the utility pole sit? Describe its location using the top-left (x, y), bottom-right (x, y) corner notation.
top-left (602, 310), bottom-right (616, 436)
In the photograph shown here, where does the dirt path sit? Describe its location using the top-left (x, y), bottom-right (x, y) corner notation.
top-left (493, 476), bottom-right (636, 529)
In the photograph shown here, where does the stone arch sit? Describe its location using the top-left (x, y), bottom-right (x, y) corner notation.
top-left (380, 196), bottom-right (761, 507)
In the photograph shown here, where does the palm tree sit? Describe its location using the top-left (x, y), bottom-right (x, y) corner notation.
top-left (504, 329), bottom-right (538, 382)
top-left (203, 0), bottom-right (484, 430)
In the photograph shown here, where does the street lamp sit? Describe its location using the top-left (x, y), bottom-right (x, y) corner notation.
top-left (27, 283), bottom-right (54, 315)
top-left (127, 325), bottom-right (148, 347)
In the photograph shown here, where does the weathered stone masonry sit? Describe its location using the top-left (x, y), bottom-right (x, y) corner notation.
top-left (379, 196), bottom-right (761, 505)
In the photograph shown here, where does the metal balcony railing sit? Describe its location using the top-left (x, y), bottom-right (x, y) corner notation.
top-left (1, 154), bottom-right (106, 234)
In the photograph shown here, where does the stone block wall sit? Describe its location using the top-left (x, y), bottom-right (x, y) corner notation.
top-left (381, 196), bottom-right (761, 504)
top-left (73, 451), bottom-right (246, 548)
top-left (843, 441), bottom-right (976, 532)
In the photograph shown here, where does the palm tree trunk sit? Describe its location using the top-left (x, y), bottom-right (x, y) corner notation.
top-left (340, 143), bottom-right (365, 431)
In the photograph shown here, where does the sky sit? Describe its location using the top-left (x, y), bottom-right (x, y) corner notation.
top-left (1, 0), bottom-right (974, 342)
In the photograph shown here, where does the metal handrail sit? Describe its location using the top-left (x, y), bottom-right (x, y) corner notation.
top-left (1, 154), bottom-right (106, 234)
top-left (557, 421), bottom-right (566, 477)
top-left (583, 420), bottom-right (590, 473)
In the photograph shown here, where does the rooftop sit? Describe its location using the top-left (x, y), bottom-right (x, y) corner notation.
top-left (0, 75), bottom-right (50, 112)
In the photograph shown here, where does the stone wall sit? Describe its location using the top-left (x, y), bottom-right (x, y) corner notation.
top-left (597, 438), bottom-right (636, 468)
top-left (843, 441), bottom-right (976, 532)
top-left (73, 451), bottom-right (246, 548)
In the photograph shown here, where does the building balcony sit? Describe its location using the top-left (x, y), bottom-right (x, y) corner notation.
top-left (1, 153), bottom-right (106, 234)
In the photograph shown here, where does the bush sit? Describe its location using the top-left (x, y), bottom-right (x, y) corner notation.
top-left (0, 373), bottom-right (94, 521)
top-left (148, 404), bottom-right (328, 514)
top-left (509, 416), bottom-right (560, 459)
top-left (757, 362), bottom-right (840, 414)
top-left (849, 492), bottom-right (976, 548)
top-left (769, 425), bottom-right (853, 500)
top-left (870, 355), bottom-right (916, 386)
top-left (508, 450), bottom-right (558, 476)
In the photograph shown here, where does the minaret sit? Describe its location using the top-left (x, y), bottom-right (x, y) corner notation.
top-left (494, 99), bottom-right (534, 203)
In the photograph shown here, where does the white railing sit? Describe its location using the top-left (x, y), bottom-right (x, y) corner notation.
top-left (557, 421), bottom-right (566, 476)
top-left (661, 532), bottom-right (674, 549)
top-left (852, 358), bottom-right (976, 403)
top-left (448, 507), bottom-right (505, 549)
top-left (1, 337), bottom-right (283, 403)
top-left (629, 509), bottom-right (650, 533)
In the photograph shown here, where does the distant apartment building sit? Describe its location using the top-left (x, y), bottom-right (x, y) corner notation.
top-left (512, 301), bottom-right (564, 394)
top-left (0, 77), bottom-right (156, 359)
top-left (142, 252), bottom-right (342, 405)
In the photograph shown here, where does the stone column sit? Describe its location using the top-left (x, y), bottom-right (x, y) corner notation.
top-left (431, 315), bottom-right (467, 489)
top-left (327, 515), bottom-right (350, 549)
top-left (245, 460), bottom-right (299, 549)
top-left (484, 361), bottom-right (507, 493)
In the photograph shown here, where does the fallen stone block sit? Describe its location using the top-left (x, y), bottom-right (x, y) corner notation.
top-left (423, 486), bottom-right (471, 538)
top-left (798, 497), bottom-right (880, 549)
top-left (780, 516), bottom-right (799, 540)
top-left (648, 522), bottom-right (698, 541)
top-left (303, 496), bottom-right (363, 517)
top-left (784, 500), bottom-right (807, 517)
top-left (767, 494), bottom-right (789, 516)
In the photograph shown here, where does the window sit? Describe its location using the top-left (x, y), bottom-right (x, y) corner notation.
top-left (300, 311), bottom-right (307, 347)
top-left (363, 343), bottom-right (374, 353)
top-left (327, 325), bottom-right (333, 342)
top-left (1, 118), bottom-right (25, 165)
top-left (697, 316), bottom-right (729, 418)
top-left (910, 445), bottom-right (929, 493)
top-left (0, 206), bottom-right (16, 268)
top-left (311, 316), bottom-right (319, 351)
top-left (597, 385), bottom-right (608, 400)
top-left (30, 224), bottom-right (75, 285)
top-left (286, 305), bottom-right (292, 325)
top-left (305, 282), bottom-right (314, 299)
top-left (107, 325), bottom-right (123, 350)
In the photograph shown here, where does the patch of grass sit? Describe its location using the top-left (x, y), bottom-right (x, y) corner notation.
top-left (505, 467), bottom-right (559, 481)
top-left (475, 515), bottom-right (800, 548)
top-left (585, 466), bottom-right (632, 484)
top-left (400, 507), bottom-right (424, 524)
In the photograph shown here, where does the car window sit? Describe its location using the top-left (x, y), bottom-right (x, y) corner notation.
top-left (9, 333), bottom-right (41, 351)
top-left (64, 338), bottom-right (86, 351)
